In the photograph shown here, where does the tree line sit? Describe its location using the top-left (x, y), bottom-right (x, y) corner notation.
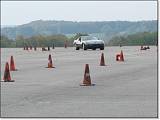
top-left (107, 32), bottom-right (157, 46)
top-left (0, 33), bottom-right (88, 48)
top-left (0, 32), bottom-right (157, 48)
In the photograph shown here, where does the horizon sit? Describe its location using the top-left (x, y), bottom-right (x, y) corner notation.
top-left (1, 19), bottom-right (158, 26)
top-left (2, 1), bottom-right (157, 26)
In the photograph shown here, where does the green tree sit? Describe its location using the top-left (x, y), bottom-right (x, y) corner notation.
top-left (108, 32), bottom-right (157, 46)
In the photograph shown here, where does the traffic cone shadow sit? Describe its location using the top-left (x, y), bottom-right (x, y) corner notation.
top-left (46, 54), bottom-right (55, 68)
top-left (10, 56), bottom-right (18, 71)
top-left (1, 62), bottom-right (14, 82)
top-left (80, 64), bottom-right (95, 86)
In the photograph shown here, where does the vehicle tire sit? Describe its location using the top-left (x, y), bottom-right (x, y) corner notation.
top-left (76, 47), bottom-right (80, 50)
top-left (82, 44), bottom-right (87, 50)
top-left (100, 46), bottom-right (104, 50)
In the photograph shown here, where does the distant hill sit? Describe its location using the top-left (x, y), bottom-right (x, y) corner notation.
top-left (1, 25), bottom-right (17, 28)
top-left (1, 20), bottom-right (157, 41)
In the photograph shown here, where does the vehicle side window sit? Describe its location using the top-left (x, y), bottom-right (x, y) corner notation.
top-left (79, 37), bottom-right (81, 42)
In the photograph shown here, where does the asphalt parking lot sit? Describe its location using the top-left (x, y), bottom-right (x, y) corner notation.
top-left (1, 46), bottom-right (157, 117)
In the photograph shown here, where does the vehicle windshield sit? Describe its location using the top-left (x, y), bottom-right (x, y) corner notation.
top-left (81, 36), bottom-right (98, 41)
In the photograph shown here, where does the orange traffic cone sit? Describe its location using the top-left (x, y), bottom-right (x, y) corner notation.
top-left (1, 62), bottom-right (14, 82)
top-left (120, 50), bottom-right (124, 61)
top-left (26, 46), bottom-right (28, 50)
top-left (116, 50), bottom-right (124, 62)
top-left (10, 56), bottom-right (17, 71)
top-left (116, 54), bottom-right (120, 61)
top-left (30, 46), bottom-right (32, 50)
top-left (80, 64), bottom-right (95, 86)
top-left (141, 46), bottom-right (147, 50)
top-left (64, 41), bottom-right (67, 48)
top-left (100, 53), bottom-right (105, 66)
top-left (146, 46), bottom-right (150, 49)
top-left (34, 46), bottom-right (37, 51)
top-left (46, 54), bottom-right (55, 68)
top-left (48, 46), bottom-right (50, 51)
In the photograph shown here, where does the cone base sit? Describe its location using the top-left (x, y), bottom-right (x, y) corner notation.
top-left (80, 83), bottom-right (95, 86)
top-left (100, 64), bottom-right (106, 66)
top-left (10, 69), bottom-right (18, 71)
top-left (117, 60), bottom-right (124, 62)
top-left (1, 80), bottom-right (15, 82)
top-left (45, 67), bottom-right (55, 68)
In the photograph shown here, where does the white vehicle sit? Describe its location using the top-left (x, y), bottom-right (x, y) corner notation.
top-left (73, 36), bottom-right (105, 50)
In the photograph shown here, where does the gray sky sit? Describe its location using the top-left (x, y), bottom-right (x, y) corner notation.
top-left (1, 1), bottom-right (157, 25)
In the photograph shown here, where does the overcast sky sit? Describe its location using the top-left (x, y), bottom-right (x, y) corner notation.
top-left (1, 1), bottom-right (157, 25)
